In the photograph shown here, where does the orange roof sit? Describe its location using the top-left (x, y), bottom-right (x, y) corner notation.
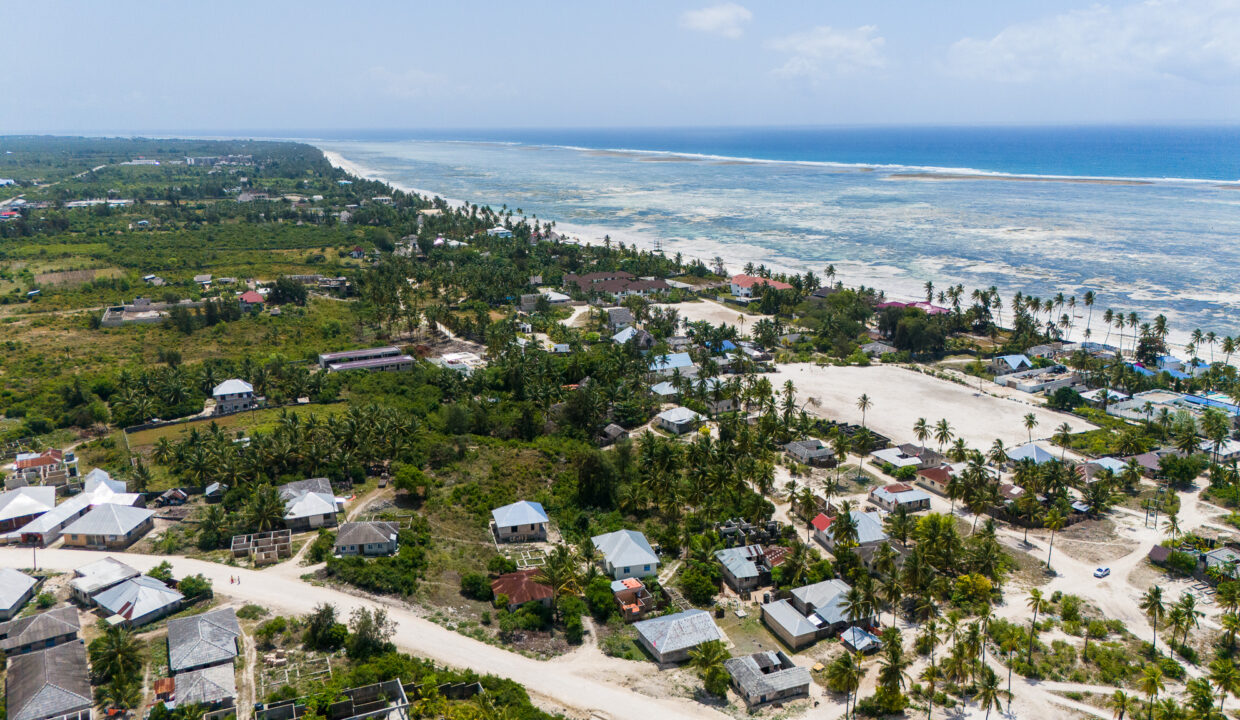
top-left (239, 290), bottom-right (265, 303)
top-left (15, 450), bottom-right (62, 469)
top-left (884, 483), bottom-right (914, 493)
top-left (731, 274), bottom-right (793, 291)
top-left (621, 577), bottom-right (642, 589)
top-left (154, 677), bottom-right (175, 696)
top-left (811, 513), bottom-right (831, 532)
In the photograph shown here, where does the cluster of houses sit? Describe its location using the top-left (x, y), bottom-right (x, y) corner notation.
top-left (0, 470), bottom-right (153, 548)
top-left (0, 551), bottom-right (232, 720)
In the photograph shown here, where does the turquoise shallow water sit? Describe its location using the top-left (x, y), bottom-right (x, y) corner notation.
top-left (310, 127), bottom-right (1240, 342)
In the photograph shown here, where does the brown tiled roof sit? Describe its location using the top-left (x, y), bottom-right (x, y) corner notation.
top-left (490, 569), bottom-right (553, 606)
top-left (916, 466), bottom-right (951, 485)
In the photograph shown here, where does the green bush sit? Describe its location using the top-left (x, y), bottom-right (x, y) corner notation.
top-left (460, 572), bottom-right (493, 601)
top-left (307, 529), bottom-right (336, 563)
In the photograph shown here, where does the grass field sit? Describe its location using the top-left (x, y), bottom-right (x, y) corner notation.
top-left (125, 401), bottom-right (349, 450)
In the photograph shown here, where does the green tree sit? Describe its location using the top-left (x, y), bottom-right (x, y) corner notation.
top-left (689, 640), bottom-right (731, 697)
top-left (1139, 586), bottom-right (1165, 654)
top-left (89, 626), bottom-right (143, 683)
top-left (826, 650), bottom-right (863, 719)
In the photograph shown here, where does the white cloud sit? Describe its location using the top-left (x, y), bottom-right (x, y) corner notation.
top-left (770, 25), bottom-right (886, 78)
top-left (947, 0), bottom-right (1240, 84)
top-left (367, 66), bottom-right (446, 99)
top-left (680, 3), bottom-right (752, 39)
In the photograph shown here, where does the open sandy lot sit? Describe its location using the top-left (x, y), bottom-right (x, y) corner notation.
top-left (769, 363), bottom-right (1096, 448)
top-left (653, 299), bottom-right (769, 337)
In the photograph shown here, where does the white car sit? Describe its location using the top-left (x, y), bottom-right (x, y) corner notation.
top-left (1094, 567), bottom-right (1111, 578)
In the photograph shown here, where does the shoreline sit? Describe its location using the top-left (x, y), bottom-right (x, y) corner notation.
top-left (316, 144), bottom-right (1207, 355)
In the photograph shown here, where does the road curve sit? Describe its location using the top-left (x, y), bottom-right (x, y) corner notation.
top-left (1, 548), bottom-right (728, 720)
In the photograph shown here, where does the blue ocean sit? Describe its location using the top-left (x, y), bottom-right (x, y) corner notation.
top-left (306, 126), bottom-right (1240, 343)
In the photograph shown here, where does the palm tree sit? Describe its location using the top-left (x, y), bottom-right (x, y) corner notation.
top-left (1026, 588), bottom-right (1047, 661)
top-left (856, 393), bottom-right (872, 428)
top-left (1137, 665), bottom-right (1165, 719)
top-left (1209, 657), bottom-right (1240, 712)
top-left (243, 483), bottom-right (284, 532)
top-left (89, 626), bottom-right (143, 682)
top-left (1043, 508), bottom-right (1066, 570)
top-left (1023, 413), bottom-right (1038, 443)
top-left (1140, 586), bottom-right (1165, 653)
top-left (920, 661), bottom-right (940, 720)
top-left (1109, 689), bottom-right (1136, 720)
top-left (688, 639), bottom-right (731, 697)
top-left (1053, 422), bottom-right (1074, 460)
top-left (534, 544), bottom-right (582, 619)
top-left (913, 418), bottom-right (930, 455)
top-left (826, 651), bottom-right (863, 719)
top-left (1176, 592), bottom-right (1203, 647)
top-left (97, 675), bottom-right (142, 711)
top-left (934, 419), bottom-right (954, 454)
top-left (975, 665), bottom-right (1002, 720)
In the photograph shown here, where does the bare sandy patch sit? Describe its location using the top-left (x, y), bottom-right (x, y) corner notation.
top-left (768, 363), bottom-right (1097, 448)
top-left (654, 299), bottom-right (770, 337)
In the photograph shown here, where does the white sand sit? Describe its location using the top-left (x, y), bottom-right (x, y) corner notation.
top-left (653, 299), bottom-right (770, 336)
top-left (769, 362), bottom-right (1096, 448)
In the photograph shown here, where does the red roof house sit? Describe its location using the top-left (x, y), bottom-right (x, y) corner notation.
top-left (490, 569), bottom-right (553, 611)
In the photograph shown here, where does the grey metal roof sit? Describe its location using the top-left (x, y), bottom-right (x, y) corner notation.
top-left (0, 486), bottom-right (55, 523)
top-left (277, 477), bottom-right (332, 500)
top-left (61, 503), bottom-right (153, 536)
top-left (0, 607), bottom-right (80, 653)
top-left (335, 521), bottom-right (400, 548)
top-left (725, 652), bottom-right (812, 697)
top-left (6, 641), bottom-right (92, 720)
top-left (168, 608), bottom-right (241, 673)
top-left (840, 626), bottom-right (882, 652)
top-left (491, 500), bottom-right (548, 529)
top-left (851, 511), bottom-right (889, 545)
top-left (0, 567), bottom-right (38, 611)
top-left (174, 662), bottom-right (237, 705)
top-left (592, 529), bottom-right (659, 568)
top-left (791, 579), bottom-right (852, 625)
top-left (70, 557), bottom-right (139, 597)
top-left (93, 576), bottom-right (183, 623)
top-left (657, 406), bottom-right (703, 425)
top-left (633, 609), bottom-right (723, 655)
top-left (761, 599), bottom-right (819, 638)
top-left (714, 545), bottom-right (763, 580)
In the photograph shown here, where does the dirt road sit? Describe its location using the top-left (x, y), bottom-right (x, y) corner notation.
top-left (5, 548), bottom-right (729, 720)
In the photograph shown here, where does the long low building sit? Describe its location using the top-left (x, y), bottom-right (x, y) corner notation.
top-left (0, 606), bottom-right (80, 656)
top-left (317, 346), bottom-right (403, 368)
top-left (326, 354), bottom-right (414, 373)
top-left (61, 504), bottom-right (154, 549)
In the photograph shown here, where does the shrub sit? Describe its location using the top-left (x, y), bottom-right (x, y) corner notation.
top-left (35, 592), bottom-right (55, 609)
top-left (584, 575), bottom-right (617, 621)
top-left (564, 614), bottom-right (584, 644)
top-left (487, 555), bottom-right (518, 575)
top-left (237, 604), bottom-right (268, 620)
top-left (178, 574), bottom-right (213, 601)
top-left (306, 529), bottom-right (336, 563)
top-left (460, 572), bottom-right (493, 601)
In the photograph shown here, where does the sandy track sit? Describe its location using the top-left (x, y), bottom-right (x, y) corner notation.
top-left (769, 363), bottom-right (1096, 448)
top-left (7, 548), bottom-right (728, 720)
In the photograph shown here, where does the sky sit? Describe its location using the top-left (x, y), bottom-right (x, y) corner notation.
top-left (3, 0), bottom-right (1239, 133)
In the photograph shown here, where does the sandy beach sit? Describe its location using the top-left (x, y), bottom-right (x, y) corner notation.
top-left (316, 145), bottom-right (1212, 356)
top-left (768, 362), bottom-right (1096, 448)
